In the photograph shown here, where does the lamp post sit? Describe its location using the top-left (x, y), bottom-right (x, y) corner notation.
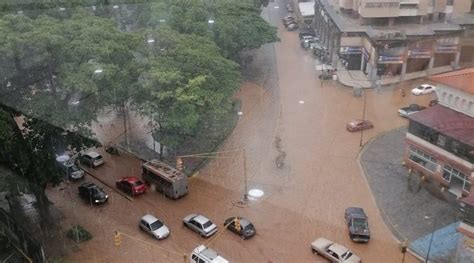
top-left (359, 88), bottom-right (367, 147)
top-left (424, 215), bottom-right (437, 263)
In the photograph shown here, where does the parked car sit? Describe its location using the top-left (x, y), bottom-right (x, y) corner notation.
top-left (116, 176), bottom-right (147, 196)
top-left (80, 150), bottom-right (104, 168)
top-left (191, 245), bottom-right (229, 263)
top-left (287, 23), bottom-right (299, 31)
top-left (282, 16), bottom-right (295, 25)
top-left (224, 217), bottom-right (256, 239)
top-left (139, 214), bottom-right (170, 240)
top-left (183, 214), bottom-right (218, 238)
top-left (56, 155), bottom-right (84, 181)
top-left (346, 120), bottom-right (374, 132)
top-left (398, 104), bottom-right (426, 117)
top-left (344, 207), bottom-right (370, 243)
top-left (311, 237), bottom-right (361, 262)
top-left (411, 84), bottom-right (436, 95)
top-left (78, 182), bottom-right (108, 205)
top-left (299, 31), bottom-right (316, 39)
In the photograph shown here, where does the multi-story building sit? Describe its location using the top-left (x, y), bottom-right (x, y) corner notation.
top-left (312, 0), bottom-right (474, 82)
top-left (403, 68), bottom-right (474, 198)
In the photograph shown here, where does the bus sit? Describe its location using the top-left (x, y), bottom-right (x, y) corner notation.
top-left (142, 159), bottom-right (188, 199)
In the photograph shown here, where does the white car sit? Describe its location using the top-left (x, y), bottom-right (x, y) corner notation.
top-left (80, 150), bottom-right (104, 167)
top-left (311, 238), bottom-right (361, 263)
top-left (411, 84), bottom-right (436, 95)
top-left (139, 214), bottom-right (170, 240)
top-left (183, 214), bottom-right (217, 238)
top-left (190, 245), bottom-right (229, 263)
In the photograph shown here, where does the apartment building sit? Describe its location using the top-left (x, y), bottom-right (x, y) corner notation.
top-left (312, 0), bottom-right (474, 80)
top-left (403, 68), bottom-right (474, 198)
top-left (338, 0), bottom-right (472, 24)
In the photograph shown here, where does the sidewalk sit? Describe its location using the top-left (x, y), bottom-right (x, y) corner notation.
top-left (359, 127), bottom-right (461, 263)
top-left (337, 66), bottom-right (454, 88)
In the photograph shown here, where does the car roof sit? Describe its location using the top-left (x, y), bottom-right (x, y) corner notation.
top-left (80, 182), bottom-right (98, 189)
top-left (329, 243), bottom-right (350, 256)
top-left (193, 215), bottom-right (210, 224)
top-left (122, 176), bottom-right (140, 183)
top-left (141, 214), bottom-right (159, 224)
top-left (346, 207), bottom-right (367, 218)
top-left (419, 84), bottom-right (433, 88)
top-left (84, 151), bottom-right (101, 158)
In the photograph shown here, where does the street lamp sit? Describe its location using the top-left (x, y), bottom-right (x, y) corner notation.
top-left (424, 215), bottom-right (437, 263)
top-left (359, 88), bottom-right (367, 147)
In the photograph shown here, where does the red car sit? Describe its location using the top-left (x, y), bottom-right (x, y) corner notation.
top-left (116, 176), bottom-right (147, 196)
top-left (346, 120), bottom-right (374, 132)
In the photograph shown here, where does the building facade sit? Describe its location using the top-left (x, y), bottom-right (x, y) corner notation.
top-left (312, 0), bottom-right (474, 82)
top-left (403, 68), bottom-right (474, 198)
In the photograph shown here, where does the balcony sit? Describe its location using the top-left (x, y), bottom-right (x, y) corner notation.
top-left (400, 0), bottom-right (420, 4)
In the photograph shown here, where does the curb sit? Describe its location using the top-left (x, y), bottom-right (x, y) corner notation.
top-left (357, 126), bottom-right (425, 262)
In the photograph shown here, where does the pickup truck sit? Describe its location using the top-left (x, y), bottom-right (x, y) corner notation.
top-left (398, 104), bottom-right (426, 117)
top-left (345, 207), bottom-right (370, 243)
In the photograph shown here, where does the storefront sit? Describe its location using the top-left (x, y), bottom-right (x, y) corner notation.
top-left (377, 44), bottom-right (405, 76)
top-left (406, 40), bottom-right (433, 73)
top-left (339, 46), bottom-right (364, 70)
top-left (434, 37), bottom-right (459, 67)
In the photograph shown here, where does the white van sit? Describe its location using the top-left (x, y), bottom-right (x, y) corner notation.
top-left (190, 245), bottom-right (229, 263)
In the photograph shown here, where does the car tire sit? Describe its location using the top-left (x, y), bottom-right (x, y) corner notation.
top-left (312, 248), bottom-right (318, 254)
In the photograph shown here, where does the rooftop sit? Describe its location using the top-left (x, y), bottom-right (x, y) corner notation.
top-left (408, 105), bottom-right (474, 147)
top-left (430, 68), bottom-right (474, 95)
top-left (299, 1), bottom-right (315, 17)
top-left (318, 0), bottom-right (466, 37)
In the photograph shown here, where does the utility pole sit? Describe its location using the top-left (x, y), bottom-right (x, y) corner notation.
top-left (359, 89), bottom-right (367, 147)
top-left (425, 216), bottom-right (437, 263)
top-left (178, 148), bottom-right (249, 203)
top-left (243, 148), bottom-right (248, 201)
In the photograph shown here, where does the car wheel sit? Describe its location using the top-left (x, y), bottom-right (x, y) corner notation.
top-left (183, 222), bottom-right (187, 227)
top-left (312, 248), bottom-right (318, 254)
top-left (240, 235), bottom-right (246, 240)
top-left (200, 232), bottom-right (205, 237)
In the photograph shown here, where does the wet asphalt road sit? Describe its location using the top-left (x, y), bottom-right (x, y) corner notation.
top-left (47, 0), bottom-right (438, 262)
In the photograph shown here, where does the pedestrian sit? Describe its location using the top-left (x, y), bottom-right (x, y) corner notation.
top-left (401, 87), bottom-right (405, 97)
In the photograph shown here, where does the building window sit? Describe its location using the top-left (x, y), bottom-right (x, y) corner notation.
top-left (437, 135), bottom-right (446, 147)
top-left (447, 0), bottom-right (454, 6)
top-left (464, 181), bottom-right (471, 193)
top-left (409, 146), bottom-right (438, 172)
top-left (443, 165), bottom-right (471, 193)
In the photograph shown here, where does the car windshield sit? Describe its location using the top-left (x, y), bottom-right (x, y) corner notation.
top-left (341, 251), bottom-right (353, 259)
top-left (67, 166), bottom-right (79, 173)
top-left (132, 180), bottom-right (144, 187)
top-left (202, 221), bottom-right (212, 229)
top-left (150, 220), bottom-right (163, 231)
top-left (353, 218), bottom-right (367, 229)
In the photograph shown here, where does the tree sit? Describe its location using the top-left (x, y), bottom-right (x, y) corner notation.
top-left (134, 29), bottom-right (240, 157)
top-left (140, 0), bottom-right (278, 61)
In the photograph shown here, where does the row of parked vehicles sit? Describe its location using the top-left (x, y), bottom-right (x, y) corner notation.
top-left (59, 149), bottom-right (251, 262)
top-left (62, 145), bottom-right (371, 262)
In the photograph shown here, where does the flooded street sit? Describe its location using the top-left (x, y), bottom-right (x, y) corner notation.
top-left (47, 1), bottom-right (437, 262)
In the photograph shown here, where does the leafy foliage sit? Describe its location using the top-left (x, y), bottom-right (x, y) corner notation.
top-left (66, 225), bottom-right (92, 243)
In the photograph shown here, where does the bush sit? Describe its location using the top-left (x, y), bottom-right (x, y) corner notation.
top-left (66, 225), bottom-right (92, 243)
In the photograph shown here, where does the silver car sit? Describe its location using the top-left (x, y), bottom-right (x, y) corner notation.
top-left (183, 214), bottom-right (217, 238)
top-left (311, 237), bottom-right (361, 263)
top-left (139, 214), bottom-right (170, 240)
